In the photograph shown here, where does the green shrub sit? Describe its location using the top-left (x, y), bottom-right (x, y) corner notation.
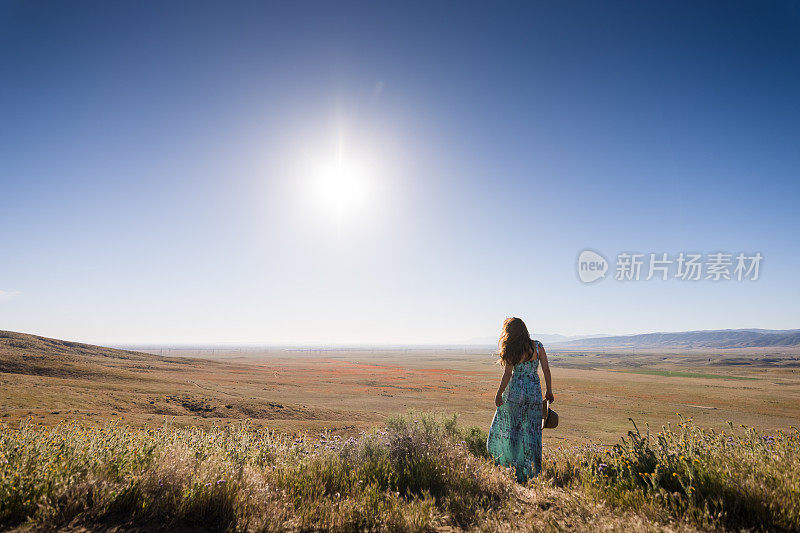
top-left (543, 417), bottom-right (800, 530)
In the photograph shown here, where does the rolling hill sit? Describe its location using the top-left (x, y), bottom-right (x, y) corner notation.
top-left (0, 329), bottom-right (178, 378)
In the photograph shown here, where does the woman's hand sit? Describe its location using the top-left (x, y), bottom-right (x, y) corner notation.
top-left (545, 390), bottom-right (554, 403)
top-left (495, 393), bottom-right (504, 407)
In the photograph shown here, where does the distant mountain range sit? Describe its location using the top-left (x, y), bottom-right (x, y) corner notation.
top-left (466, 333), bottom-right (611, 345)
top-left (551, 329), bottom-right (800, 349)
top-left (5, 328), bottom-right (800, 358)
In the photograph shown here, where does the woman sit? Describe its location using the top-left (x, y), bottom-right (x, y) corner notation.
top-left (486, 317), bottom-right (554, 482)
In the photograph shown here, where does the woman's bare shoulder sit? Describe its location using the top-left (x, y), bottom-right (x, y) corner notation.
top-left (532, 340), bottom-right (545, 360)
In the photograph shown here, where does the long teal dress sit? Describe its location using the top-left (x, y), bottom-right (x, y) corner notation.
top-left (486, 340), bottom-right (543, 482)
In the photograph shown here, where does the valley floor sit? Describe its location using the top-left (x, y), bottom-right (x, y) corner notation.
top-left (3, 344), bottom-right (800, 446)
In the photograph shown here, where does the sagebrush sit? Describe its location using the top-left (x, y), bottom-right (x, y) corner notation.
top-left (1, 413), bottom-right (797, 531)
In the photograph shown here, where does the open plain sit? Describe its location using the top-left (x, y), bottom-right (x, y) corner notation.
top-left (2, 331), bottom-right (799, 446)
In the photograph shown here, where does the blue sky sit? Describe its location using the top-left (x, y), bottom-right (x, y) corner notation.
top-left (1, 1), bottom-right (798, 344)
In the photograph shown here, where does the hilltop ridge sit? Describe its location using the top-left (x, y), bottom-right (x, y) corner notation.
top-left (554, 328), bottom-right (800, 349)
top-left (0, 330), bottom-right (172, 378)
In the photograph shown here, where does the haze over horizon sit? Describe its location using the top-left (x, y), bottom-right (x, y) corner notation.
top-left (2, 2), bottom-right (799, 345)
top-left (2, 326), bottom-right (797, 350)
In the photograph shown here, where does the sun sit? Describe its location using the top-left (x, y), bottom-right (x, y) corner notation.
top-left (300, 124), bottom-right (385, 230)
top-left (312, 150), bottom-right (370, 223)
top-left (316, 159), bottom-right (365, 213)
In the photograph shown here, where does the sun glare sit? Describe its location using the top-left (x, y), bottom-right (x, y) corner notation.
top-left (315, 158), bottom-right (367, 214)
top-left (298, 121), bottom-right (389, 233)
top-left (307, 131), bottom-right (377, 229)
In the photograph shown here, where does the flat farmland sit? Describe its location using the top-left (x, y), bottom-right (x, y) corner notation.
top-left (3, 333), bottom-right (799, 445)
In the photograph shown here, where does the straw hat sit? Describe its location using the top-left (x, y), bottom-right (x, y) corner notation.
top-left (542, 399), bottom-right (559, 429)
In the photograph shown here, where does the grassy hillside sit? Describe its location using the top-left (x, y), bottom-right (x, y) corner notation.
top-left (0, 330), bottom-right (173, 378)
top-left (1, 413), bottom-right (797, 532)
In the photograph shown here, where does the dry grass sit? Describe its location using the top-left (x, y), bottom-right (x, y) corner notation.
top-left (1, 413), bottom-right (797, 532)
top-left (543, 417), bottom-right (800, 531)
